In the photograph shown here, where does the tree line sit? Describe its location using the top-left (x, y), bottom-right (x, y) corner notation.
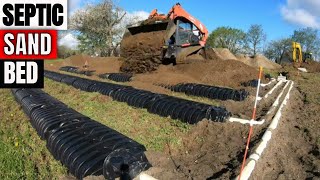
top-left (208, 25), bottom-right (320, 61)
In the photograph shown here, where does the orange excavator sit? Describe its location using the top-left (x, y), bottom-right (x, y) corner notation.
top-left (120, 3), bottom-right (212, 73)
top-left (147, 3), bottom-right (209, 46)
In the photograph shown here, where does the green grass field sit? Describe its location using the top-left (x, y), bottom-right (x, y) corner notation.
top-left (0, 77), bottom-right (210, 178)
top-left (0, 88), bottom-right (67, 179)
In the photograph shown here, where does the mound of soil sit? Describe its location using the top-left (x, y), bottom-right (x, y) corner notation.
top-left (83, 57), bottom-right (122, 74)
top-left (45, 55), bottom-right (122, 74)
top-left (145, 120), bottom-right (248, 179)
top-left (120, 31), bottom-right (166, 73)
top-left (213, 48), bottom-right (238, 60)
top-left (236, 54), bottom-right (282, 70)
top-left (197, 48), bottom-right (222, 60)
top-left (301, 61), bottom-right (320, 72)
top-left (132, 59), bottom-right (263, 88)
top-left (63, 54), bottom-right (88, 66)
top-left (187, 53), bottom-right (205, 60)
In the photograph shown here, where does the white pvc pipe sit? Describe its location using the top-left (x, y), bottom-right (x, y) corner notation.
top-left (236, 81), bottom-right (294, 180)
top-left (297, 68), bottom-right (307, 72)
top-left (136, 173), bottom-right (158, 180)
top-left (266, 81), bottom-right (290, 115)
top-left (263, 80), bottom-right (283, 99)
top-left (253, 69), bottom-right (262, 114)
top-left (228, 117), bottom-right (265, 125)
top-left (260, 78), bottom-right (276, 87)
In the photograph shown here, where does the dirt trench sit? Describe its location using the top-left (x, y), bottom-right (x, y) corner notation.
top-left (252, 89), bottom-right (320, 179)
top-left (143, 80), bottom-right (289, 179)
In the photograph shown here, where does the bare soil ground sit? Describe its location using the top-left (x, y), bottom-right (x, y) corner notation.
top-left (301, 60), bottom-right (320, 73)
top-left (41, 55), bottom-right (320, 179)
top-left (46, 55), bottom-right (123, 74)
top-left (143, 81), bottom-right (290, 180)
top-left (250, 66), bottom-right (320, 180)
top-left (134, 59), bottom-right (264, 88)
top-left (46, 55), bottom-right (264, 88)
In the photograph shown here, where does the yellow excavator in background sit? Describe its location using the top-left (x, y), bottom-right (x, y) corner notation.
top-left (292, 42), bottom-right (313, 63)
top-left (292, 42), bottom-right (303, 63)
top-left (279, 41), bottom-right (313, 66)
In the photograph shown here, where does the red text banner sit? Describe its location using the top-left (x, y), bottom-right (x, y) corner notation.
top-left (0, 30), bottom-right (57, 59)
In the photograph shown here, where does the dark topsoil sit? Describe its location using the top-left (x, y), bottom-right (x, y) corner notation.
top-left (120, 30), bottom-right (166, 73)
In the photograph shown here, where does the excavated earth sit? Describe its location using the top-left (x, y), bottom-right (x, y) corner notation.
top-left (120, 30), bottom-right (166, 73)
top-left (46, 55), bottom-right (122, 74)
top-left (236, 54), bottom-right (282, 70)
top-left (252, 89), bottom-right (320, 180)
top-left (132, 59), bottom-right (264, 88)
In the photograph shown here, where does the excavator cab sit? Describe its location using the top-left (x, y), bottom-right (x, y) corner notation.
top-left (303, 52), bottom-right (313, 62)
top-left (175, 18), bottom-right (201, 46)
top-left (161, 18), bottom-right (203, 63)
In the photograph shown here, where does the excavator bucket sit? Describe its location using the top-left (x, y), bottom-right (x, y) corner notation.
top-left (176, 46), bottom-right (203, 63)
top-left (127, 22), bottom-right (168, 35)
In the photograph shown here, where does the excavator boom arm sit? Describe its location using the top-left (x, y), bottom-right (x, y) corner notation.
top-left (292, 42), bottom-right (303, 63)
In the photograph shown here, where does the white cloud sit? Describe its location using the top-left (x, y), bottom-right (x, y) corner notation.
top-left (122, 11), bottom-right (149, 26)
top-left (130, 11), bottom-right (149, 20)
top-left (281, 0), bottom-right (320, 29)
top-left (58, 33), bottom-right (79, 49)
top-left (111, 10), bottom-right (149, 43)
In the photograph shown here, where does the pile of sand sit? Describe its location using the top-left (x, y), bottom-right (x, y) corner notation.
top-left (213, 48), bottom-right (238, 60)
top-left (63, 54), bottom-right (88, 66)
top-left (236, 54), bottom-right (282, 70)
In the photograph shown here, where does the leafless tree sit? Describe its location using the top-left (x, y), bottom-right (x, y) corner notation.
top-left (245, 24), bottom-right (267, 57)
top-left (69, 0), bottom-right (126, 56)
